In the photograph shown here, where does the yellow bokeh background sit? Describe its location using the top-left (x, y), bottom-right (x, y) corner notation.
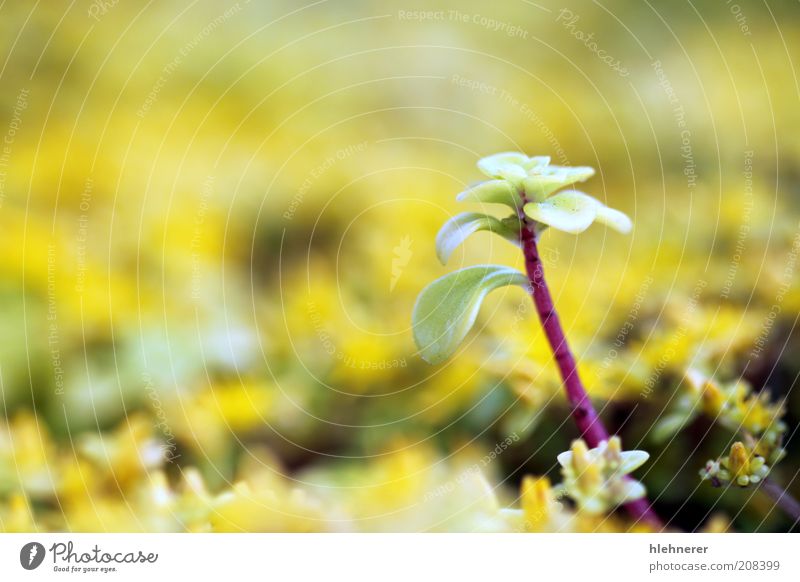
top-left (1, 0), bottom-right (798, 532)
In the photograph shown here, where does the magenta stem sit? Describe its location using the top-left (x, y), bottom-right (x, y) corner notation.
top-left (518, 213), bottom-right (663, 528)
top-left (760, 478), bottom-right (800, 522)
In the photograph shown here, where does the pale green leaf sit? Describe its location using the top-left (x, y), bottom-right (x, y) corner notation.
top-left (522, 176), bottom-right (575, 202)
top-left (523, 166), bottom-right (595, 201)
top-left (412, 265), bottom-right (528, 364)
top-left (456, 179), bottom-right (521, 209)
top-left (545, 165), bottom-right (595, 182)
top-left (477, 152), bottom-right (529, 179)
top-left (435, 212), bottom-right (520, 265)
top-left (523, 190), bottom-right (601, 234)
top-left (523, 156), bottom-right (551, 171)
top-left (596, 205), bottom-right (633, 234)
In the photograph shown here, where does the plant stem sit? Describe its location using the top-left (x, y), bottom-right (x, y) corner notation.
top-left (517, 214), bottom-right (663, 528)
top-left (760, 478), bottom-right (800, 522)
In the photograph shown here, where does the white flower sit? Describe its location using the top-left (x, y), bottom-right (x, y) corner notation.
top-left (557, 437), bottom-right (649, 514)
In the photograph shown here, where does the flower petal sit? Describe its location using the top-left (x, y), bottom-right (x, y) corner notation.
top-left (556, 451), bottom-right (573, 468)
top-left (619, 450), bottom-right (650, 474)
top-left (523, 190), bottom-right (600, 234)
top-left (581, 495), bottom-right (608, 515)
top-left (620, 479), bottom-right (647, 502)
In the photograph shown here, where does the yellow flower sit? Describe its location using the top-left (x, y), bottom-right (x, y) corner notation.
top-left (210, 482), bottom-right (327, 533)
top-left (196, 380), bottom-right (274, 432)
top-left (0, 494), bottom-right (38, 532)
top-left (519, 476), bottom-right (573, 532)
top-left (655, 369), bottom-right (786, 465)
top-left (78, 414), bottom-right (166, 490)
top-left (513, 473), bottom-right (648, 532)
top-left (700, 513), bottom-right (732, 533)
top-left (557, 437), bottom-right (649, 515)
top-left (0, 412), bottom-right (59, 499)
top-left (700, 442), bottom-right (770, 487)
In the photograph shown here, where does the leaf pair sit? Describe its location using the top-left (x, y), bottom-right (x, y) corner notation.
top-left (418, 212), bottom-right (527, 364)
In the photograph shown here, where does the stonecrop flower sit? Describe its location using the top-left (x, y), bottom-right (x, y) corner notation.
top-left (457, 152), bottom-right (632, 235)
top-left (508, 474), bottom-right (644, 532)
top-left (518, 476), bottom-right (572, 532)
top-left (556, 437), bottom-right (649, 514)
top-left (700, 442), bottom-right (770, 487)
top-left (655, 369), bottom-right (786, 465)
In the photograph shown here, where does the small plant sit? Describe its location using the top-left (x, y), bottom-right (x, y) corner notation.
top-left (700, 441), bottom-right (770, 487)
top-left (657, 369), bottom-right (800, 520)
top-left (412, 152), bottom-right (661, 527)
top-left (556, 437), bottom-right (650, 515)
top-left (512, 437), bottom-right (651, 532)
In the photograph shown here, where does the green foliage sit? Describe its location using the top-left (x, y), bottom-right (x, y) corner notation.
top-left (524, 189), bottom-right (633, 234)
top-left (412, 265), bottom-right (528, 364)
top-left (435, 212), bottom-right (520, 265)
top-left (476, 152), bottom-right (595, 202)
top-left (415, 152), bottom-right (633, 365)
top-left (456, 179), bottom-right (521, 209)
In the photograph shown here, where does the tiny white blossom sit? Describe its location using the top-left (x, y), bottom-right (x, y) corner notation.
top-left (557, 436), bottom-right (649, 514)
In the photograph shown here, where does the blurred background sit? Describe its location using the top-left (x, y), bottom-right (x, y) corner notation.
top-left (1, 0), bottom-right (799, 532)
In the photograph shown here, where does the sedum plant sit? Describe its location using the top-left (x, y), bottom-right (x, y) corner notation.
top-left (654, 368), bottom-right (787, 464)
top-left (412, 152), bottom-right (660, 527)
top-left (657, 369), bottom-right (800, 520)
top-left (508, 437), bottom-right (651, 532)
top-left (700, 441), bottom-right (770, 487)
